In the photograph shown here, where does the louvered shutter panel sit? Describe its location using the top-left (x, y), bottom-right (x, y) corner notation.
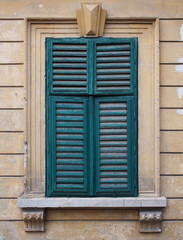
top-left (94, 38), bottom-right (137, 95)
top-left (95, 97), bottom-right (135, 196)
top-left (47, 97), bottom-right (89, 196)
top-left (47, 39), bottom-right (88, 94)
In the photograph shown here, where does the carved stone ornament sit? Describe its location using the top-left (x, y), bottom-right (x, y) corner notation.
top-left (139, 210), bottom-right (162, 233)
top-left (76, 2), bottom-right (107, 37)
top-left (22, 208), bottom-right (45, 232)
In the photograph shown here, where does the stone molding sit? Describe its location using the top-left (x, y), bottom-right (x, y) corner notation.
top-left (22, 208), bottom-right (45, 232)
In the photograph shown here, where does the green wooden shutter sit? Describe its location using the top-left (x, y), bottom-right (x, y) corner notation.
top-left (47, 38), bottom-right (88, 94)
top-left (94, 38), bottom-right (137, 95)
top-left (46, 38), bottom-right (90, 196)
top-left (95, 42), bottom-right (131, 93)
top-left (95, 96), bottom-right (136, 196)
top-left (47, 97), bottom-right (89, 196)
top-left (46, 37), bottom-right (138, 197)
top-left (93, 38), bottom-right (138, 196)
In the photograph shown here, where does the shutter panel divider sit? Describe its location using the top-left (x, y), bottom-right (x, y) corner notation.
top-left (88, 96), bottom-right (94, 196)
top-left (88, 40), bottom-right (94, 95)
top-left (126, 97), bottom-right (133, 192)
top-left (52, 99), bottom-right (57, 193)
top-left (94, 97), bottom-right (100, 195)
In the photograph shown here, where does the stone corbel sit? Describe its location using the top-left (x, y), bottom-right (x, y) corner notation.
top-left (139, 209), bottom-right (162, 233)
top-left (76, 2), bottom-right (106, 37)
top-left (22, 208), bottom-right (45, 232)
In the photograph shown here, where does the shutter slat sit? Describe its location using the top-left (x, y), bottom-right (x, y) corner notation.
top-left (56, 172), bottom-right (83, 177)
top-left (53, 45), bottom-right (87, 51)
top-left (100, 160), bottom-right (127, 165)
top-left (100, 179), bottom-right (128, 184)
top-left (100, 136), bottom-right (127, 140)
top-left (100, 111), bottom-right (127, 116)
top-left (57, 160), bottom-right (83, 165)
top-left (97, 63), bottom-right (130, 69)
top-left (57, 109), bottom-right (84, 114)
top-left (97, 75), bottom-right (130, 80)
top-left (96, 45), bottom-right (130, 51)
top-left (100, 166), bottom-right (128, 171)
top-left (97, 82), bottom-right (130, 87)
top-left (100, 123), bottom-right (127, 128)
top-left (56, 178), bottom-right (84, 183)
top-left (96, 52), bottom-right (130, 57)
top-left (57, 184), bottom-right (84, 189)
top-left (56, 135), bottom-right (84, 140)
top-left (56, 147), bottom-right (83, 152)
top-left (100, 142), bottom-right (127, 147)
top-left (53, 70), bottom-right (86, 75)
top-left (56, 116), bottom-right (83, 121)
top-left (100, 173), bottom-right (127, 177)
top-left (53, 58), bottom-right (86, 63)
top-left (97, 57), bottom-right (130, 63)
top-left (53, 63), bottom-right (87, 69)
top-left (101, 155), bottom-right (127, 159)
top-left (56, 129), bottom-right (84, 134)
top-left (97, 69), bottom-right (130, 74)
top-left (56, 122), bottom-right (83, 127)
top-left (57, 166), bottom-right (83, 171)
top-left (100, 149), bottom-right (127, 153)
top-left (53, 52), bottom-right (86, 57)
top-left (53, 76), bottom-right (86, 81)
top-left (56, 153), bottom-right (84, 158)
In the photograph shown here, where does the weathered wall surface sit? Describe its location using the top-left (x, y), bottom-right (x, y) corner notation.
top-left (0, 0), bottom-right (183, 239)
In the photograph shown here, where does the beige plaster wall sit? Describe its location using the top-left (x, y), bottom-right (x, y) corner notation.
top-left (0, 1), bottom-right (183, 239)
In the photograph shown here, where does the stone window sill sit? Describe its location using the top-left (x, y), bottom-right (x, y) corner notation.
top-left (17, 196), bottom-right (166, 208)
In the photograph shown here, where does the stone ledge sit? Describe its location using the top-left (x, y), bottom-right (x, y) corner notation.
top-left (17, 197), bottom-right (167, 208)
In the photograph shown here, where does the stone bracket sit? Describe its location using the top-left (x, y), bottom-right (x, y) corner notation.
top-left (22, 208), bottom-right (45, 232)
top-left (139, 209), bottom-right (162, 233)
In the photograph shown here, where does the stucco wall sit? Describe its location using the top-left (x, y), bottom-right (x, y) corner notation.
top-left (0, 0), bottom-right (183, 239)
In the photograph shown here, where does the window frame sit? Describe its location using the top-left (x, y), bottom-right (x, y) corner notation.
top-left (20, 18), bottom-right (161, 202)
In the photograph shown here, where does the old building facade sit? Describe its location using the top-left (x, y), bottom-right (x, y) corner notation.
top-left (0, 0), bottom-right (183, 239)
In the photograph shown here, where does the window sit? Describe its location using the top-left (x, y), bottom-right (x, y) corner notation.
top-left (18, 19), bottom-right (165, 218)
top-left (46, 37), bottom-right (138, 197)
top-left (24, 19), bottom-right (160, 197)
